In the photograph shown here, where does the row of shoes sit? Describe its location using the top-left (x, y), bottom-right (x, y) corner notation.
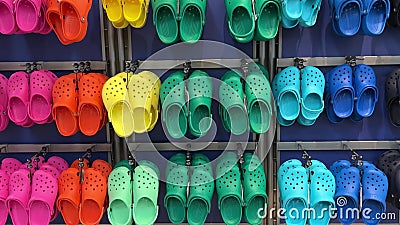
top-left (329, 0), bottom-right (390, 36)
top-left (272, 66), bottom-right (325, 126)
top-left (106, 153), bottom-right (267, 225)
top-left (0, 65), bottom-right (273, 138)
top-left (324, 64), bottom-right (378, 123)
top-left (0, 0), bottom-right (51, 35)
top-left (0, 70), bottom-right (57, 130)
top-left (102, 0), bottom-right (207, 44)
top-left (103, 64), bottom-right (272, 138)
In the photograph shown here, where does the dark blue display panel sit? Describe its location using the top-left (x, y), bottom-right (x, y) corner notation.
top-left (281, 0), bottom-right (400, 222)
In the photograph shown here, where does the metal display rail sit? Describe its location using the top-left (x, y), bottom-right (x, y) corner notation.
top-left (0, 143), bottom-right (111, 153)
top-left (128, 141), bottom-right (258, 152)
top-left (277, 140), bottom-right (400, 151)
top-left (276, 55), bottom-right (400, 68)
top-left (137, 58), bottom-right (259, 70)
top-left (0, 61), bottom-right (107, 71)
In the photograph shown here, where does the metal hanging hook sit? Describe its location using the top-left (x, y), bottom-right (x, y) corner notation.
top-left (41, 145), bottom-right (49, 156)
top-left (0, 146), bottom-right (4, 163)
top-left (298, 143), bottom-right (312, 167)
top-left (26, 158), bottom-right (34, 184)
top-left (78, 146), bottom-right (94, 183)
top-left (343, 143), bottom-right (363, 166)
top-left (185, 143), bottom-right (192, 189)
top-left (38, 145), bottom-right (49, 163)
top-left (73, 62), bottom-right (80, 73)
top-left (73, 62), bottom-right (80, 90)
top-left (240, 59), bottom-right (249, 77)
top-left (127, 150), bottom-right (135, 181)
top-left (79, 62), bottom-right (86, 73)
top-left (79, 146), bottom-right (94, 161)
top-left (0, 145), bottom-right (7, 153)
top-left (128, 142), bottom-right (138, 169)
top-left (125, 60), bottom-right (131, 87)
top-left (237, 143), bottom-right (244, 164)
top-left (186, 143), bottom-right (192, 167)
top-left (183, 60), bottom-right (192, 80)
top-left (26, 145), bottom-right (49, 171)
top-left (251, 0), bottom-right (258, 21)
top-left (294, 58), bottom-right (306, 69)
top-left (128, 150), bottom-right (136, 167)
top-left (125, 60), bottom-right (139, 87)
top-left (33, 154), bottom-right (40, 171)
top-left (25, 63), bottom-right (33, 74)
top-left (31, 62), bottom-right (39, 72)
top-left (131, 60), bottom-right (140, 73)
top-left (84, 61), bottom-right (91, 73)
top-left (345, 56), bottom-right (364, 67)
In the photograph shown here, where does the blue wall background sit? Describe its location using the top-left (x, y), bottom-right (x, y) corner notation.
top-left (280, 0), bottom-right (400, 223)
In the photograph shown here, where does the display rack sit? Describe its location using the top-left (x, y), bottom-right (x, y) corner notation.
top-left (277, 141), bottom-right (400, 151)
top-left (0, 61), bottom-right (107, 71)
top-left (276, 55), bottom-right (400, 68)
top-left (137, 58), bottom-right (259, 70)
top-left (0, 143), bottom-right (111, 153)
